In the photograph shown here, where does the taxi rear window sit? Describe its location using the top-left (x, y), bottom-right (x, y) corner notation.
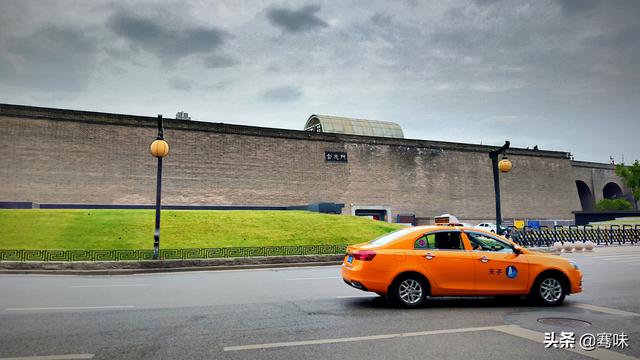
top-left (369, 229), bottom-right (413, 246)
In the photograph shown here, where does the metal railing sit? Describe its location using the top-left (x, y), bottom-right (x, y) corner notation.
top-left (511, 225), bottom-right (640, 247)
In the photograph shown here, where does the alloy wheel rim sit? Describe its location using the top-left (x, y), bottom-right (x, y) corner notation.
top-left (399, 279), bottom-right (423, 304)
top-left (540, 278), bottom-right (563, 302)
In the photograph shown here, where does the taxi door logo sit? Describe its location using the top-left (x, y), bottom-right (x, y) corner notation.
top-left (506, 265), bottom-right (518, 279)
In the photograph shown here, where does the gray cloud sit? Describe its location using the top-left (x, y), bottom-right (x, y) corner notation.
top-left (168, 77), bottom-right (193, 91)
top-left (0, 0), bottom-right (638, 163)
top-left (203, 80), bottom-right (233, 91)
top-left (370, 13), bottom-right (393, 26)
top-left (586, 25), bottom-right (640, 48)
top-left (2, 26), bottom-right (97, 92)
top-left (261, 86), bottom-right (303, 102)
top-left (470, 0), bottom-right (503, 5)
top-left (554, 0), bottom-right (600, 14)
top-left (108, 11), bottom-right (231, 63)
top-left (203, 54), bottom-right (240, 69)
top-left (266, 4), bottom-right (328, 33)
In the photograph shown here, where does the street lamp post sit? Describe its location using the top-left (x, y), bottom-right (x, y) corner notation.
top-left (489, 141), bottom-right (512, 234)
top-left (150, 115), bottom-right (169, 260)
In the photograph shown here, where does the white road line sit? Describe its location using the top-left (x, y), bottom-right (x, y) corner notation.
top-left (5, 305), bottom-right (134, 312)
top-left (224, 324), bottom-right (639, 359)
top-left (287, 277), bottom-right (341, 281)
top-left (579, 253), bottom-right (640, 257)
top-left (0, 354), bottom-right (94, 360)
top-left (593, 255), bottom-right (640, 259)
top-left (223, 325), bottom-right (499, 351)
top-left (572, 303), bottom-right (639, 317)
top-left (335, 295), bottom-right (378, 299)
top-left (70, 284), bottom-right (150, 288)
top-left (495, 325), bottom-right (638, 360)
top-left (611, 260), bottom-right (640, 264)
top-left (130, 265), bottom-right (341, 275)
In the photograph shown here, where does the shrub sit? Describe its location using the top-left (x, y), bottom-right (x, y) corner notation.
top-left (595, 198), bottom-right (633, 211)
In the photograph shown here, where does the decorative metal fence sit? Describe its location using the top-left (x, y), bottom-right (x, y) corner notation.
top-left (3, 225), bottom-right (640, 262)
top-left (512, 225), bottom-right (640, 248)
top-left (0, 244), bottom-right (348, 262)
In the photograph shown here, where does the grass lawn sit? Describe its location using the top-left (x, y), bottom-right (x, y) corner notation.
top-left (589, 217), bottom-right (640, 227)
top-left (0, 209), bottom-right (403, 250)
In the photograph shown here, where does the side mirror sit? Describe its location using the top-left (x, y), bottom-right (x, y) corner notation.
top-left (513, 246), bottom-right (523, 255)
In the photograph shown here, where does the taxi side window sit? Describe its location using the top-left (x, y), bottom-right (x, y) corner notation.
top-left (434, 232), bottom-right (463, 250)
top-left (467, 232), bottom-right (512, 252)
top-left (414, 234), bottom-right (436, 249)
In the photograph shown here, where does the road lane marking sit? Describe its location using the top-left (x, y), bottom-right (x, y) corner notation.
top-left (579, 254), bottom-right (638, 258)
top-left (5, 305), bottom-right (134, 312)
top-left (287, 277), bottom-right (341, 281)
top-left (335, 295), bottom-right (378, 299)
top-left (0, 354), bottom-right (94, 360)
top-left (495, 325), bottom-right (638, 360)
top-left (572, 303), bottom-right (639, 317)
top-left (593, 255), bottom-right (640, 259)
top-left (130, 265), bottom-right (342, 275)
top-left (223, 325), bottom-right (499, 351)
top-left (71, 284), bottom-right (150, 288)
top-left (224, 323), bottom-right (639, 360)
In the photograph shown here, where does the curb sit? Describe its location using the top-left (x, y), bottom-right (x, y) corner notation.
top-left (0, 261), bottom-right (343, 275)
top-left (0, 255), bottom-right (344, 275)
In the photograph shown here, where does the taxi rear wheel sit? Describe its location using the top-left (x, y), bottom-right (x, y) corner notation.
top-left (533, 275), bottom-right (566, 306)
top-left (390, 275), bottom-right (428, 308)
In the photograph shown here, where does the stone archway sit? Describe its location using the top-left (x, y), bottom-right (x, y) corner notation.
top-left (575, 180), bottom-right (595, 211)
top-left (603, 182), bottom-right (624, 199)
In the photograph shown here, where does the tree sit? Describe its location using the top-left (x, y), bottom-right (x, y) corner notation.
top-left (615, 160), bottom-right (640, 209)
top-left (595, 198), bottom-right (633, 211)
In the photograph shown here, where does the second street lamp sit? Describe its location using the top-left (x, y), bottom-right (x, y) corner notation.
top-left (489, 141), bottom-right (512, 234)
top-left (150, 115), bottom-right (169, 260)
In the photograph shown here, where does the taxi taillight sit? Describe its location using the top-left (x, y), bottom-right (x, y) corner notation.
top-left (351, 250), bottom-right (376, 261)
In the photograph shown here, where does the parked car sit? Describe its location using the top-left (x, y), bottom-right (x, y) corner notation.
top-left (475, 222), bottom-right (497, 233)
top-left (342, 225), bottom-right (582, 307)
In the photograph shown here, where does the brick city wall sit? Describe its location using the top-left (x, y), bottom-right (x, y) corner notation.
top-left (572, 161), bottom-right (628, 203)
top-left (0, 104), bottom-right (601, 221)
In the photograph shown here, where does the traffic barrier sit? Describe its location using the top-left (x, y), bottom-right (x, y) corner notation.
top-left (512, 225), bottom-right (640, 247)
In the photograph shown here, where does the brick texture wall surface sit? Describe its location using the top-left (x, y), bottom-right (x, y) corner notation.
top-left (0, 105), bottom-right (606, 221)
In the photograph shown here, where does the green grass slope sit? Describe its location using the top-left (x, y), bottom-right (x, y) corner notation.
top-left (589, 217), bottom-right (640, 227)
top-left (0, 210), bottom-right (403, 250)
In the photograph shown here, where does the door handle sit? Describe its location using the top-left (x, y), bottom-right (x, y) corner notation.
top-left (480, 256), bottom-right (489, 263)
top-left (425, 253), bottom-right (435, 260)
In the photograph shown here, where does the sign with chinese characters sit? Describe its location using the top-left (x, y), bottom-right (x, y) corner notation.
top-left (325, 151), bottom-right (348, 162)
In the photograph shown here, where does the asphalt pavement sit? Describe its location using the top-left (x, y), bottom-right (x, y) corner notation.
top-left (1, 246), bottom-right (639, 360)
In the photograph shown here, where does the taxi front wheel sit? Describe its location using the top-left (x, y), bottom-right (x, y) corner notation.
top-left (390, 275), bottom-right (428, 308)
top-left (533, 275), bottom-right (566, 306)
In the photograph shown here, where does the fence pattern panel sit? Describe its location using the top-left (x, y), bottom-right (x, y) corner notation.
top-left (0, 244), bottom-right (348, 262)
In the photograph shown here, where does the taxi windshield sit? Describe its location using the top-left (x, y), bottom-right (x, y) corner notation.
top-left (369, 228), bottom-right (414, 246)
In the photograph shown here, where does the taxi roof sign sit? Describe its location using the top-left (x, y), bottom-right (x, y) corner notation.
top-left (434, 214), bottom-right (461, 225)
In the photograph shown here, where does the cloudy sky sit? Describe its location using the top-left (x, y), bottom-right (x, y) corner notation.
top-left (1, 0), bottom-right (638, 163)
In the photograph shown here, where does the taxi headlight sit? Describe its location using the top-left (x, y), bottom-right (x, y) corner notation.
top-left (569, 260), bottom-right (580, 270)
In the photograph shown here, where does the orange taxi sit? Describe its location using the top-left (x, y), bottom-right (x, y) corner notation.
top-left (342, 224), bottom-right (582, 307)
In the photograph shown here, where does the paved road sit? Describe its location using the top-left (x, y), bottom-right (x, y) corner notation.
top-left (1, 246), bottom-right (639, 360)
